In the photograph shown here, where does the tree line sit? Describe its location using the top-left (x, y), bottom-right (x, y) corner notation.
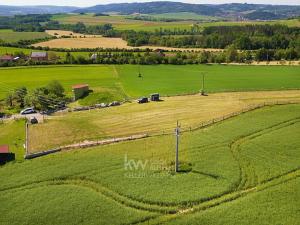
top-left (1, 47), bottom-right (299, 68)
top-left (120, 24), bottom-right (300, 50)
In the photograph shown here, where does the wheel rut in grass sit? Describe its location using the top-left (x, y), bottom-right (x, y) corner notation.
top-left (230, 117), bottom-right (300, 190)
top-left (138, 168), bottom-right (300, 225)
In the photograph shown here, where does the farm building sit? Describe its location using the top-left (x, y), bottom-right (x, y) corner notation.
top-left (0, 55), bottom-right (14, 63)
top-left (72, 84), bottom-right (89, 100)
top-left (0, 145), bottom-right (15, 165)
top-left (30, 52), bottom-right (48, 61)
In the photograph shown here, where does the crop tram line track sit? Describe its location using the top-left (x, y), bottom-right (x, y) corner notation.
top-left (1, 115), bottom-right (300, 224)
top-left (230, 117), bottom-right (300, 191)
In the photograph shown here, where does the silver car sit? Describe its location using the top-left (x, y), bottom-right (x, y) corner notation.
top-left (20, 107), bottom-right (36, 115)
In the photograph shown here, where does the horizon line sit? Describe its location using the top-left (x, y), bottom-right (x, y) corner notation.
top-left (2, 1), bottom-right (300, 8)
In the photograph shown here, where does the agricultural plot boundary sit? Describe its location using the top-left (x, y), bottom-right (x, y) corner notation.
top-left (25, 100), bottom-right (300, 159)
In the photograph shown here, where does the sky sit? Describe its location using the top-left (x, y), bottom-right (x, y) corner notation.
top-left (2, 0), bottom-right (300, 7)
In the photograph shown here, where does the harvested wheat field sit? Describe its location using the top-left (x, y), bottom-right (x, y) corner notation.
top-left (28, 90), bottom-right (300, 152)
top-left (32, 37), bottom-right (131, 49)
top-left (33, 36), bottom-right (222, 51)
top-left (46, 30), bottom-right (102, 38)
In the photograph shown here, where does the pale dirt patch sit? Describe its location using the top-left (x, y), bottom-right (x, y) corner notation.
top-left (28, 90), bottom-right (300, 152)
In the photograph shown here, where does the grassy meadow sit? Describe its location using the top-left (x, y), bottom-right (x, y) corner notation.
top-left (0, 65), bottom-right (299, 102)
top-left (0, 29), bottom-right (50, 43)
top-left (0, 104), bottom-right (299, 224)
top-left (0, 119), bottom-right (25, 161)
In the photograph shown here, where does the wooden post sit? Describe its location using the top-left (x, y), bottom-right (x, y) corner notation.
top-left (201, 72), bottom-right (206, 95)
top-left (25, 122), bottom-right (29, 156)
top-left (175, 121), bottom-right (180, 172)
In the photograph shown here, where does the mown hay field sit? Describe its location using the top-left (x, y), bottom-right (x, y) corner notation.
top-left (27, 90), bottom-right (300, 151)
top-left (32, 36), bottom-right (132, 49)
top-left (0, 104), bottom-right (299, 224)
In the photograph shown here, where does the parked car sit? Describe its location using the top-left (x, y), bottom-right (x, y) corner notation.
top-left (20, 107), bottom-right (36, 115)
top-left (73, 106), bottom-right (89, 111)
top-left (29, 116), bottom-right (38, 124)
top-left (109, 101), bottom-right (121, 107)
top-left (138, 97), bottom-right (149, 104)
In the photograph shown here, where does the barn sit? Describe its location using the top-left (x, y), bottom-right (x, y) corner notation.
top-left (0, 145), bottom-right (15, 165)
top-left (30, 52), bottom-right (48, 61)
top-left (72, 84), bottom-right (89, 100)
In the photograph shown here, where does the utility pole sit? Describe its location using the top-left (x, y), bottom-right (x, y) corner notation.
top-left (175, 121), bottom-right (180, 172)
top-left (138, 65), bottom-right (142, 78)
top-left (201, 72), bottom-right (206, 95)
top-left (25, 121), bottom-right (29, 156)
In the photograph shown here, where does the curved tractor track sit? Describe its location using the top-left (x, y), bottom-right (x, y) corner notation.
top-left (0, 116), bottom-right (299, 225)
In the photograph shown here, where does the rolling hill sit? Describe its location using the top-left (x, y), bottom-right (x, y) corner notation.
top-left (0, 5), bottom-right (79, 16)
top-left (75, 2), bottom-right (300, 20)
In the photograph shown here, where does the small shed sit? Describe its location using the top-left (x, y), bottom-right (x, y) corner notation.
top-left (31, 52), bottom-right (48, 61)
top-left (150, 93), bottom-right (160, 101)
top-left (0, 55), bottom-right (14, 63)
top-left (72, 84), bottom-right (89, 100)
top-left (0, 145), bottom-right (15, 165)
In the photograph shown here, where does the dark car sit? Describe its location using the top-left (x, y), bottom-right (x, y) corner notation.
top-left (29, 116), bottom-right (38, 124)
top-left (138, 97), bottom-right (149, 104)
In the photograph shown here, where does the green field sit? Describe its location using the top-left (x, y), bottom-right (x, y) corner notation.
top-left (52, 14), bottom-right (300, 31)
top-left (0, 29), bottom-right (50, 43)
top-left (0, 65), bottom-right (299, 104)
top-left (52, 13), bottom-right (197, 31)
top-left (0, 46), bottom-right (92, 59)
top-left (0, 104), bottom-right (299, 224)
top-left (146, 12), bottom-right (220, 21)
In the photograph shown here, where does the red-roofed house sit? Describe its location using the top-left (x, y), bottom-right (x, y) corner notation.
top-left (0, 145), bottom-right (9, 153)
top-left (0, 55), bottom-right (14, 63)
top-left (72, 84), bottom-right (89, 100)
top-left (0, 145), bottom-right (15, 165)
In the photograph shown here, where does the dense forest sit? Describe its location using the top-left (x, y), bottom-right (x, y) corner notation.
top-left (0, 14), bottom-right (51, 31)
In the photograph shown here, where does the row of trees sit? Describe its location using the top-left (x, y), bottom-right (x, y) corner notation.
top-left (1, 47), bottom-right (299, 67)
top-left (5, 81), bottom-right (69, 111)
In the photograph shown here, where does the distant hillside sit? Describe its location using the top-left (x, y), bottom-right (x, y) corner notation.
top-left (75, 2), bottom-right (300, 20)
top-left (0, 5), bottom-right (79, 16)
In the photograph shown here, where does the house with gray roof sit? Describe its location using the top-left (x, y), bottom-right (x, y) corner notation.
top-left (30, 52), bottom-right (48, 61)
